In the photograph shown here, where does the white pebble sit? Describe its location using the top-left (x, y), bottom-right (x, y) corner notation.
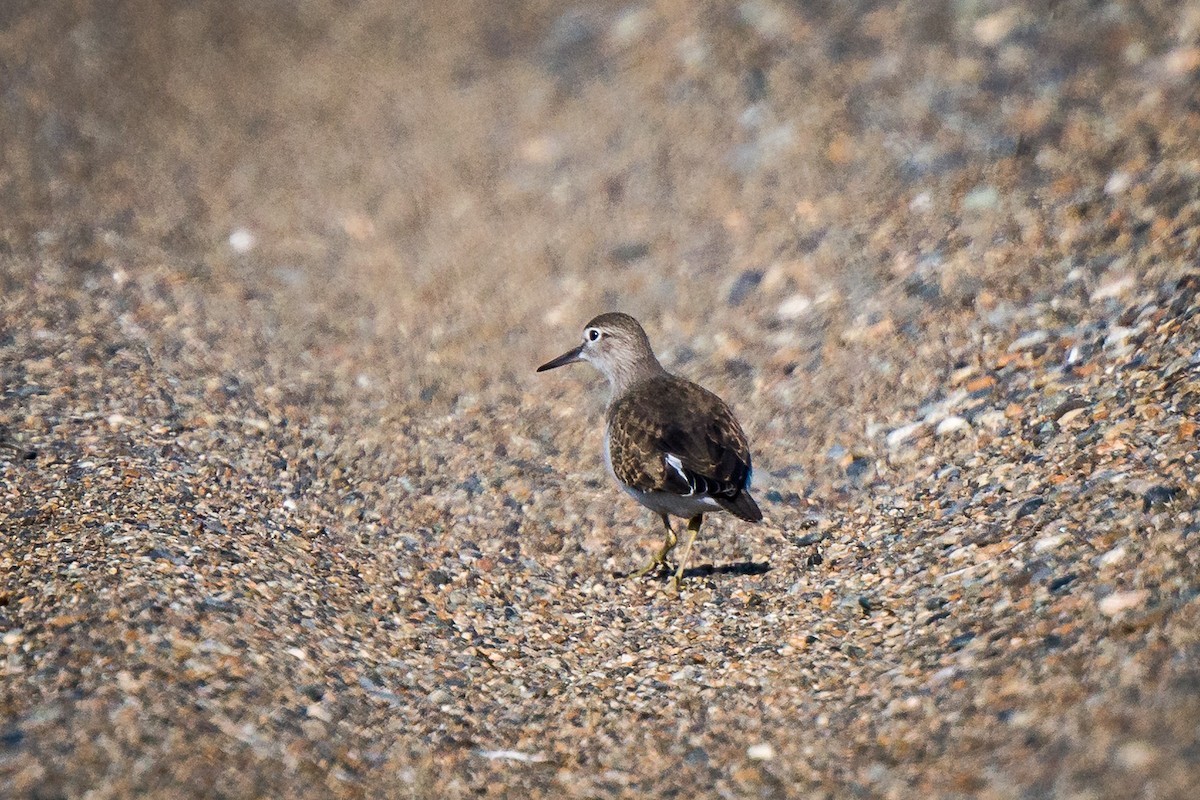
top-left (1098, 545), bottom-right (1127, 568)
top-left (1057, 407), bottom-right (1087, 426)
top-left (746, 742), bottom-right (775, 761)
top-left (306, 703), bottom-right (332, 723)
top-left (776, 293), bottom-right (813, 320)
top-left (1104, 171), bottom-right (1132, 195)
top-left (1115, 741), bottom-right (1156, 769)
top-left (963, 185), bottom-right (1000, 210)
top-left (610, 8), bottom-right (651, 46)
top-left (909, 192), bottom-right (932, 212)
top-left (228, 228), bottom-right (256, 253)
top-left (1098, 589), bottom-right (1148, 617)
top-left (886, 422), bottom-right (924, 449)
top-left (476, 749), bottom-right (549, 763)
top-left (1033, 533), bottom-right (1067, 553)
top-left (1007, 330), bottom-right (1048, 352)
top-left (1092, 276), bottom-right (1136, 302)
top-left (935, 416), bottom-right (969, 436)
top-left (976, 410), bottom-right (1007, 432)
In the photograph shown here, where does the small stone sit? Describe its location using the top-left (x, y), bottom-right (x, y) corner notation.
top-left (973, 9), bottom-right (1018, 45)
top-left (1098, 546), bottom-right (1127, 568)
top-left (228, 228), bottom-right (256, 252)
top-left (1093, 277), bottom-right (1136, 302)
top-left (609, 242), bottom-right (650, 263)
top-left (1034, 533), bottom-right (1067, 553)
top-left (845, 456), bottom-right (872, 482)
top-left (1104, 171), bottom-right (1133, 195)
top-left (777, 293), bottom-right (813, 319)
top-left (1056, 406), bottom-right (1087, 426)
top-left (791, 531), bottom-right (826, 547)
top-left (935, 416), bottom-right (969, 436)
top-left (1115, 741), bottom-right (1157, 770)
top-left (746, 742), bottom-right (775, 761)
top-left (976, 410), bottom-right (1008, 432)
top-left (929, 666), bottom-right (957, 685)
top-left (610, 7), bottom-right (652, 46)
top-left (1051, 398), bottom-right (1089, 422)
top-left (306, 703), bottom-right (333, 723)
top-left (1098, 590), bottom-right (1149, 617)
top-left (886, 422), bottom-right (924, 449)
top-left (1007, 330), bottom-right (1049, 352)
top-left (963, 185), bottom-right (1000, 211)
top-left (728, 271), bottom-right (763, 306)
top-left (1014, 497), bottom-right (1045, 519)
top-left (965, 374), bottom-right (996, 393)
top-left (1048, 573), bottom-right (1077, 592)
top-left (1162, 357), bottom-right (1189, 379)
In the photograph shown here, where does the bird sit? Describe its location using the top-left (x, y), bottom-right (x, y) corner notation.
top-left (537, 312), bottom-right (762, 590)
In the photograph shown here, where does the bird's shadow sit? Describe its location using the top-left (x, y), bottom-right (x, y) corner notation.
top-left (616, 560), bottom-right (770, 581)
top-left (684, 561), bottom-right (771, 579)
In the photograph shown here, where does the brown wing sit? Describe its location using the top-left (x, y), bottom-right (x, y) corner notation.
top-left (607, 375), bottom-right (762, 522)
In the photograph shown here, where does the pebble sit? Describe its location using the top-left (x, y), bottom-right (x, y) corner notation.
top-left (1104, 171), bottom-right (1133, 195)
top-left (1097, 545), bottom-right (1127, 569)
top-left (963, 185), bottom-right (1000, 211)
top-left (228, 228), bottom-right (256, 253)
top-left (776, 293), bottom-right (813, 319)
top-left (975, 409), bottom-right (1008, 432)
top-left (886, 422), bottom-right (924, 449)
top-left (1007, 330), bottom-right (1049, 352)
top-left (1098, 590), bottom-right (1150, 617)
top-left (1033, 533), bottom-right (1067, 553)
top-left (1115, 741), bottom-right (1157, 770)
top-left (728, 271), bottom-right (763, 306)
top-left (935, 415), bottom-right (969, 436)
top-left (746, 743), bottom-right (776, 761)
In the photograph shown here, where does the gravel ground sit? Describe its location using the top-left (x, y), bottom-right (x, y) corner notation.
top-left (2, 1), bottom-right (1199, 797)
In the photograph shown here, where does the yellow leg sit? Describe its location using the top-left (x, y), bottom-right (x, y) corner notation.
top-left (672, 515), bottom-right (704, 590)
top-left (631, 515), bottom-right (677, 578)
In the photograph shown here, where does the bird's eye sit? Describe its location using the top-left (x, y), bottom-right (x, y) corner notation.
top-left (586, 328), bottom-right (601, 342)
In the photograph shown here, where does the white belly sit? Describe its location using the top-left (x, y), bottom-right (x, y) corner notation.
top-left (623, 486), bottom-right (722, 518)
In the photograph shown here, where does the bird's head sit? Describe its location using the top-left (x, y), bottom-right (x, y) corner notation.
top-left (537, 312), bottom-right (663, 392)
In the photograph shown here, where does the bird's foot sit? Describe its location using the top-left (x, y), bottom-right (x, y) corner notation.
top-left (670, 565), bottom-right (688, 592)
top-left (630, 555), bottom-right (671, 579)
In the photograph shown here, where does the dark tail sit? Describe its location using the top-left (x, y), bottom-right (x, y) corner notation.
top-left (718, 491), bottom-right (763, 523)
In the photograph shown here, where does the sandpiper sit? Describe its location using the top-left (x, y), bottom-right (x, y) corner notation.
top-left (537, 312), bottom-right (762, 590)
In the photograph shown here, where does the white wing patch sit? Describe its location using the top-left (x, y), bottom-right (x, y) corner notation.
top-left (664, 454), bottom-right (695, 495)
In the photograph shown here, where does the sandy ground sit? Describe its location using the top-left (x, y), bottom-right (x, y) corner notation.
top-left (2, 1), bottom-right (1199, 797)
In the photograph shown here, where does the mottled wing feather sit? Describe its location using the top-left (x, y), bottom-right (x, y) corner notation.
top-left (607, 375), bottom-right (760, 521)
top-left (606, 396), bottom-right (670, 494)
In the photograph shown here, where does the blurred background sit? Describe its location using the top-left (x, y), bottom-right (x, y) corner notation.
top-left (6, 0), bottom-right (1196, 411)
